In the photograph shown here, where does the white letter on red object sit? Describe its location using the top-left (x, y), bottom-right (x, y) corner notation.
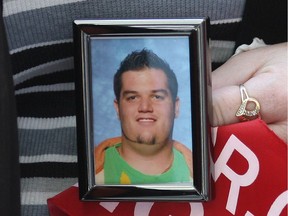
top-left (267, 190), bottom-right (288, 216)
top-left (214, 135), bottom-right (260, 214)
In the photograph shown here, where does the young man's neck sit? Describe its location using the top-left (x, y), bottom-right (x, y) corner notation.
top-left (118, 139), bottom-right (174, 175)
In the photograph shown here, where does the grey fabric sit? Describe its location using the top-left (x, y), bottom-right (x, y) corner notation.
top-left (3, 0), bottom-right (245, 51)
top-left (19, 127), bottom-right (77, 156)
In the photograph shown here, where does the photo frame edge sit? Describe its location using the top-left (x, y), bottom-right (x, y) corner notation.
top-left (73, 18), bottom-right (212, 202)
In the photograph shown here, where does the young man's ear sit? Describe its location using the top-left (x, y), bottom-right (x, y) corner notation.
top-left (113, 99), bottom-right (120, 118)
top-left (174, 97), bottom-right (180, 118)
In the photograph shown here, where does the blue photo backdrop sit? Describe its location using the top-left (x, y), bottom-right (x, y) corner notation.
top-left (91, 36), bottom-right (192, 150)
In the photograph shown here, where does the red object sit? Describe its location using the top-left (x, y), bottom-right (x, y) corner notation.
top-left (47, 119), bottom-right (287, 216)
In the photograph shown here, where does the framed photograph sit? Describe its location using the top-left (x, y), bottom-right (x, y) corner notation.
top-left (74, 18), bottom-right (212, 201)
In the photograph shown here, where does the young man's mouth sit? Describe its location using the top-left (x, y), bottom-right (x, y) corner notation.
top-left (137, 117), bottom-right (156, 123)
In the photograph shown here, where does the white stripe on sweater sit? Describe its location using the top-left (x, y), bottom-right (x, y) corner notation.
top-left (18, 116), bottom-right (76, 129)
top-left (13, 57), bottom-right (73, 85)
top-left (15, 83), bottom-right (75, 95)
top-left (20, 154), bottom-right (77, 163)
top-left (21, 192), bottom-right (59, 205)
top-left (211, 18), bottom-right (242, 25)
top-left (3, 0), bottom-right (86, 17)
top-left (21, 177), bottom-right (78, 192)
top-left (21, 177), bottom-right (77, 204)
top-left (9, 39), bottom-right (73, 55)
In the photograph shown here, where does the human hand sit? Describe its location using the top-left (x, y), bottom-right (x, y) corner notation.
top-left (212, 42), bottom-right (287, 143)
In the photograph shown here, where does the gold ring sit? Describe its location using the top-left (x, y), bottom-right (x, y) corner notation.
top-left (236, 84), bottom-right (261, 121)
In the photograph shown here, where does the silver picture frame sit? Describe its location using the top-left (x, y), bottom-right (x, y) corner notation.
top-left (74, 18), bottom-right (212, 201)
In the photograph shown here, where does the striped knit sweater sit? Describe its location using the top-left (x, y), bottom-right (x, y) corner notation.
top-left (1, 0), bottom-right (286, 215)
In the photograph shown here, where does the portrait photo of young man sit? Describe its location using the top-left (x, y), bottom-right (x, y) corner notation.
top-left (91, 37), bottom-right (193, 185)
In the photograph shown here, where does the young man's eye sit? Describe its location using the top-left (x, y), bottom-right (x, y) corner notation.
top-left (127, 95), bottom-right (137, 101)
top-left (153, 95), bottom-right (165, 100)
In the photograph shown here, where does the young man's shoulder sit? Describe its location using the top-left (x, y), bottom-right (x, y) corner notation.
top-left (94, 137), bottom-right (121, 174)
top-left (94, 137), bottom-right (193, 175)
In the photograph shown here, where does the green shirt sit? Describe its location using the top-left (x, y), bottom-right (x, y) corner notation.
top-left (104, 143), bottom-right (191, 184)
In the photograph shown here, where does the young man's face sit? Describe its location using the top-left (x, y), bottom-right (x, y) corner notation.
top-left (114, 67), bottom-right (179, 146)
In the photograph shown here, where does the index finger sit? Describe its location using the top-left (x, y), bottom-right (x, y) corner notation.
top-left (212, 46), bottom-right (267, 90)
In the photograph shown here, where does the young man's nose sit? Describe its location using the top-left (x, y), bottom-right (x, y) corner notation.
top-left (138, 98), bottom-right (153, 112)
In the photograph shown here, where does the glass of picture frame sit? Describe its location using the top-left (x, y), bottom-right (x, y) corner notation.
top-left (73, 18), bottom-right (212, 201)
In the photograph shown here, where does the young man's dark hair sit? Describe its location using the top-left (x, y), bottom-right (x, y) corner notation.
top-left (114, 49), bottom-right (178, 102)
